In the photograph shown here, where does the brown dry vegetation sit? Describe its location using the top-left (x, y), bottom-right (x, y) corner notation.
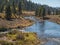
top-left (46, 15), bottom-right (60, 24)
top-left (22, 11), bottom-right (35, 16)
top-left (0, 11), bottom-right (35, 18)
top-left (0, 18), bottom-right (34, 29)
top-left (35, 15), bottom-right (60, 24)
top-left (0, 12), bottom-right (34, 29)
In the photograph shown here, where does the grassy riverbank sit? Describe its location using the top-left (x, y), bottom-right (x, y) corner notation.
top-left (0, 11), bottom-right (35, 29)
top-left (0, 17), bottom-right (34, 29)
top-left (0, 30), bottom-right (40, 45)
top-left (46, 15), bottom-right (60, 24)
top-left (35, 15), bottom-right (60, 24)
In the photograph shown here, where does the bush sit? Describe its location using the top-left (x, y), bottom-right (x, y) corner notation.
top-left (8, 30), bottom-right (19, 35)
top-left (0, 40), bottom-right (13, 45)
top-left (5, 4), bottom-right (12, 20)
top-left (16, 34), bottom-right (25, 40)
top-left (0, 27), bottom-right (7, 32)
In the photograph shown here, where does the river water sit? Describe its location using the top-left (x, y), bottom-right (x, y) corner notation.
top-left (23, 16), bottom-right (60, 45)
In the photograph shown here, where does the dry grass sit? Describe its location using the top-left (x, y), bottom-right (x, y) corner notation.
top-left (0, 13), bottom-right (5, 18)
top-left (0, 13), bottom-right (20, 19)
top-left (22, 11), bottom-right (35, 16)
top-left (0, 11), bottom-right (35, 18)
top-left (0, 18), bottom-right (34, 29)
top-left (0, 11), bottom-right (34, 29)
top-left (0, 30), bottom-right (41, 45)
top-left (46, 15), bottom-right (60, 24)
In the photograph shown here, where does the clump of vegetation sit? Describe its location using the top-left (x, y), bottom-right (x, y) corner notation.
top-left (0, 27), bottom-right (7, 32)
top-left (0, 40), bottom-right (14, 45)
top-left (5, 4), bottom-right (12, 20)
top-left (0, 30), bottom-right (40, 45)
top-left (8, 30), bottom-right (19, 35)
top-left (16, 33), bottom-right (25, 40)
top-left (18, 2), bottom-right (22, 15)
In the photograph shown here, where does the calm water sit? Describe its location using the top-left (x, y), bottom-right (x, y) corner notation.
top-left (24, 16), bottom-right (60, 45)
top-left (24, 16), bottom-right (60, 38)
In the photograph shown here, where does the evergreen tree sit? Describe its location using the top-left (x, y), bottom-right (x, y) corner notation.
top-left (42, 6), bottom-right (46, 19)
top-left (35, 8), bottom-right (39, 16)
top-left (0, 2), bottom-right (4, 13)
top-left (12, 1), bottom-right (16, 15)
top-left (5, 4), bottom-right (12, 20)
top-left (48, 8), bottom-right (51, 15)
top-left (35, 6), bottom-right (46, 19)
top-left (18, 1), bottom-right (22, 15)
top-left (12, 0), bottom-right (17, 18)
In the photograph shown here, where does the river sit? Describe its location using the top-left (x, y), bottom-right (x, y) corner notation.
top-left (23, 16), bottom-right (60, 45)
top-left (1, 16), bottom-right (60, 45)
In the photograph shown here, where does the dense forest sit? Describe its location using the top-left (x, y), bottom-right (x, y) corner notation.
top-left (0, 0), bottom-right (40, 11)
top-left (0, 0), bottom-right (60, 11)
top-left (0, 0), bottom-right (60, 16)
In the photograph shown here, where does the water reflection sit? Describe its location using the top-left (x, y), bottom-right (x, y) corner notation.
top-left (24, 16), bottom-right (60, 45)
top-left (40, 21), bottom-right (45, 37)
top-left (24, 16), bottom-right (60, 38)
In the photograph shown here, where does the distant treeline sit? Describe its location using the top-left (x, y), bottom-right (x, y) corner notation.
top-left (0, 0), bottom-right (40, 12)
top-left (0, 0), bottom-right (60, 14)
top-left (35, 5), bottom-right (60, 17)
top-left (0, 0), bottom-right (60, 20)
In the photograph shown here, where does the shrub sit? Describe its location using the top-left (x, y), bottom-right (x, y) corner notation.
top-left (0, 40), bottom-right (13, 45)
top-left (0, 27), bottom-right (7, 32)
top-left (16, 34), bottom-right (25, 40)
top-left (8, 30), bottom-right (19, 35)
top-left (5, 4), bottom-right (12, 20)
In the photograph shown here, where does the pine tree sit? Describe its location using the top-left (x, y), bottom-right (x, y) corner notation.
top-left (35, 6), bottom-right (46, 19)
top-left (35, 8), bottom-right (38, 16)
top-left (47, 8), bottom-right (50, 15)
top-left (18, 1), bottom-right (22, 15)
top-left (5, 4), bottom-right (12, 20)
top-left (42, 7), bottom-right (46, 19)
top-left (0, 2), bottom-right (4, 13)
top-left (12, 1), bottom-right (16, 15)
top-left (12, 0), bottom-right (17, 18)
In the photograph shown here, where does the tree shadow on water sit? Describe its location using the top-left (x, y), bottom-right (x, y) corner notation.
top-left (40, 21), bottom-right (45, 38)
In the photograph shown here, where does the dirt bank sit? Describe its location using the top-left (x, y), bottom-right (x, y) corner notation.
top-left (46, 15), bottom-right (60, 24)
top-left (0, 17), bottom-right (34, 29)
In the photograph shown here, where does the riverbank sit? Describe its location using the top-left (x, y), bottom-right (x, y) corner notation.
top-left (35, 15), bottom-right (60, 24)
top-left (0, 30), bottom-right (40, 45)
top-left (0, 11), bottom-right (35, 29)
top-left (0, 17), bottom-right (34, 29)
top-left (46, 15), bottom-right (60, 24)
